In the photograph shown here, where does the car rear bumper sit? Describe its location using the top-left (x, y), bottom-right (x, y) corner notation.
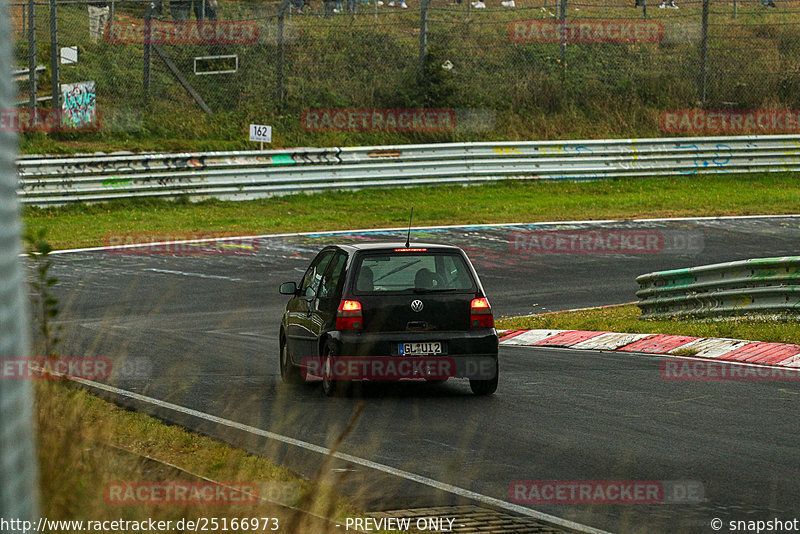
top-left (331, 328), bottom-right (498, 356)
top-left (325, 329), bottom-right (498, 380)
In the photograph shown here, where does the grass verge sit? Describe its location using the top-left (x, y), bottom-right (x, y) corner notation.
top-left (23, 172), bottom-right (800, 250)
top-left (495, 304), bottom-right (800, 345)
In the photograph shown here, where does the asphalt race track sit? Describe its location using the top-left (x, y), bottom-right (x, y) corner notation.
top-left (45, 216), bottom-right (800, 534)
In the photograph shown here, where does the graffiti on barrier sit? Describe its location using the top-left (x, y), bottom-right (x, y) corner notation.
top-left (61, 81), bottom-right (98, 130)
top-left (677, 143), bottom-right (732, 174)
top-left (102, 177), bottom-right (134, 189)
top-left (19, 155), bottom-right (209, 179)
top-left (494, 147), bottom-right (521, 155)
top-left (780, 140), bottom-right (800, 169)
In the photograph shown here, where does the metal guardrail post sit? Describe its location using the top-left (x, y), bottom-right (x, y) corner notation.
top-left (1, 0), bottom-right (40, 524)
top-left (27, 0), bottom-right (37, 116)
top-left (277, 0), bottom-right (290, 105)
top-left (419, 0), bottom-right (429, 82)
top-left (143, 2), bottom-right (153, 93)
top-left (49, 0), bottom-right (59, 114)
top-left (699, 0), bottom-right (709, 106)
top-left (559, 0), bottom-right (567, 70)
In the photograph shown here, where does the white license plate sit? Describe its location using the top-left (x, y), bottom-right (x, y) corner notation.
top-left (399, 342), bottom-right (442, 355)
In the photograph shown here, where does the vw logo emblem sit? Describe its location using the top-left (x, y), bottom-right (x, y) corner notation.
top-left (411, 299), bottom-right (424, 312)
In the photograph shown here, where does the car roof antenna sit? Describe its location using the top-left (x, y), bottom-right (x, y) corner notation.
top-left (404, 207), bottom-right (414, 248)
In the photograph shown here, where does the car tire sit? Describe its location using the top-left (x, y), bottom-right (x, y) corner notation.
top-left (469, 358), bottom-right (498, 396)
top-left (321, 341), bottom-right (350, 397)
top-left (280, 337), bottom-right (304, 384)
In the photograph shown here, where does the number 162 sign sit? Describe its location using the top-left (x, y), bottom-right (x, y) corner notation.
top-left (249, 124), bottom-right (272, 143)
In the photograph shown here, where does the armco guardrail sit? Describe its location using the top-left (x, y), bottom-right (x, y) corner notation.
top-left (636, 257), bottom-right (800, 319)
top-left (16, 134), bottom-right (800, 205)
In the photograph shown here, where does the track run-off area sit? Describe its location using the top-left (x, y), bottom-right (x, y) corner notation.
top-left (43, 215), bottom-right (800, 534)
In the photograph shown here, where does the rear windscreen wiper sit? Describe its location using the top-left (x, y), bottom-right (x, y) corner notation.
top-left (373, 259), bottom-right (421, 282)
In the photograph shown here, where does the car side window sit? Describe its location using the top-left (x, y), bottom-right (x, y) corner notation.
top-left (318, 252), bottom-right (347, 299)
top-left (299, 250), bottom-right (334, 298)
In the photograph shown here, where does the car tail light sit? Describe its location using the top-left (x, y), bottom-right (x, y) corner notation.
top-left (470, 297), bottom-right (494, 328)
top-left (336, 300), bottom-right (363, 330)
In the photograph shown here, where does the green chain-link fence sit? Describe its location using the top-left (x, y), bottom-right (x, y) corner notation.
top-left (9, 0), bottom-right (800, 144)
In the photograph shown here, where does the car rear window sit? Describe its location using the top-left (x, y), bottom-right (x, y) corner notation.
top-left (353, 252), bottom-right (476, 294)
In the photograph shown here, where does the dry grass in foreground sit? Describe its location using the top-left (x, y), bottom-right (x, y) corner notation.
top-left (35, 380), bottom-right (383, 533)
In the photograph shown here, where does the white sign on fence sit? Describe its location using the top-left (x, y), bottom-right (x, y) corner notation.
top-left (249, 124), bottom-right (272, 143)
top-left (61, 46), bottom-right (78, 64)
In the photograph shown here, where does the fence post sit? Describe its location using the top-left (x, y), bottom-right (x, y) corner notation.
top-left (733, 0), bottom-right (737, 19)
top-left (559, 0), bottom-right (567, 68)
top-left (49, 0), bottom-right (59, 114)
top-left (27, 0), bottom-right (37, 115)
top-left (143, 2), bottom-right (153, 93)
top-left (1, 0), bottom-right (40, 526)
top-left (277, 0), bottom-right (290, 105)
top-left (642, 0), bottom-right (646, 21)
top-left (699, 0), bottom-right (709, 106)
top-left (419, 0), bottom-right (429, 81)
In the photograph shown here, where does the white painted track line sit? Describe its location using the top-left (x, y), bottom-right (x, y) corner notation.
top-left (70, 376), bottom-right (610, 534)
top-left (44, 214), bottom-right (800, 255)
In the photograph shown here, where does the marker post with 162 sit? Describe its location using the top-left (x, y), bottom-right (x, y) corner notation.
top-left (249, 124), bottom-right (272, 149)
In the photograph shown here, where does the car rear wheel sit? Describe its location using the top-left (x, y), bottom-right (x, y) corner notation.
top-left (280, 338), bottom-right (304, 384)
top-left (469, 358), bottom-right (498, 396)
top-left (321, 341), bottom-right (350, 397)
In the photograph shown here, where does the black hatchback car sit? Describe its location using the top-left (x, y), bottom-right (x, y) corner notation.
top-left (279, 242), bottom-right (499, 396)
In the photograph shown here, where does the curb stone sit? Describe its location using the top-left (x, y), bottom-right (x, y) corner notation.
top-left (499, 329), bottom-right (800, 368)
